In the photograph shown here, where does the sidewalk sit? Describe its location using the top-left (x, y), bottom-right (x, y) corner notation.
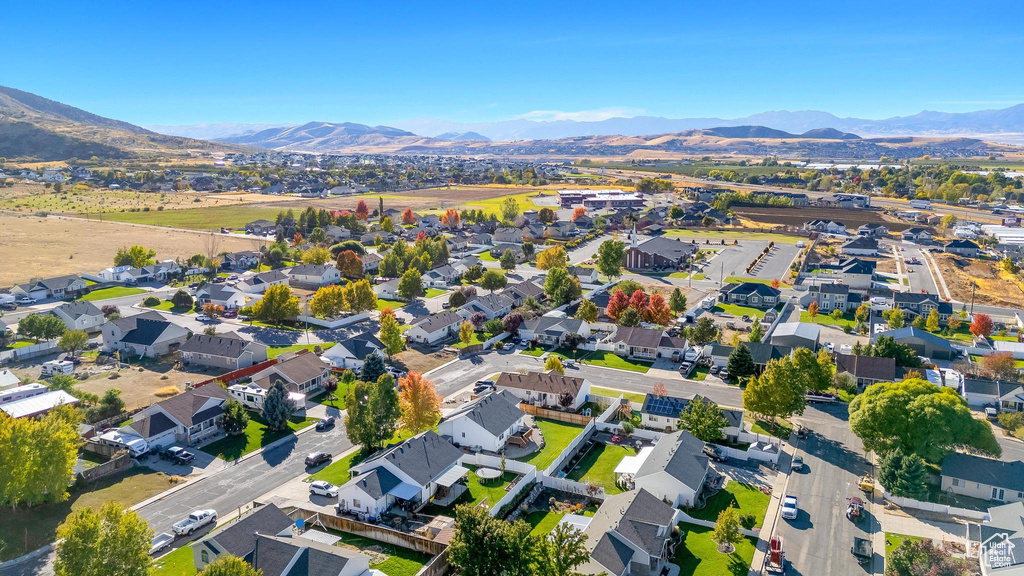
top-left (747, 443), bottom-right (792, 576)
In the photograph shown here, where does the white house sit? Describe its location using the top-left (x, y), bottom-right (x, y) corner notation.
top-left (12, 275), bottom-right (88, 300)
top-left (374, 278), bottom-right (402, 301)
top-left (405, 310), bottom-right (463, 346)
top-left (287, 264), bottom-right (341, 288)
top-left (438, 390), bottom-right (527, 452)
top-left (460, 293), bottom-right (514, 320)
top-left (235, 270), bottom-right (289, 294)
top-left (114, 384), bottom-right (230, 449)
top-left (422, 265), bottom-right (458, 288)
top-left (494, 371), bottom-right (592, 411)
top-left (640, 394), bottom-right (744, 440)
top-left (51, 301), bottom-right (105, 332)
top-left (250, 351), bottom-right (330, 396)
top-left (941, 452), bottom-right (1024, 504)
top-left (632, 431), bottom-right (710, 507)
top-left (518, 316), bottom-right (591, 347)
top-left (179, 332), bottom-right (268, 370)
top-left (195, 283), bottom-right (248, 310)
top-left (578, 489), bottom-right (683, 576)
top-left (319, 336), bottom-right (385, 373)
top-left (101, 311), bottom-right (190, 358)
top-left (336, 431), bottom-right (466, 517)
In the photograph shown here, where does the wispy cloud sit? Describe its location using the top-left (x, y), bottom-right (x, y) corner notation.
top-left (928, 100), bottom-right (1024, 107)
top-left (515, 107), bottom-right (644, 122)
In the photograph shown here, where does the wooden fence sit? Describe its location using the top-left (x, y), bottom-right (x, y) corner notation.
top-left (519, 403), bottom-right (594, 426)
top-left (283, 506), bottom-right (449, 556)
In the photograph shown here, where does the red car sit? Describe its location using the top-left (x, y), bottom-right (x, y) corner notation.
top-left (222, 310), bottom-right (238, 318)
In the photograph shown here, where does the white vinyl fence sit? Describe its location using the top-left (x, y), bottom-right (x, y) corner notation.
top-left (884, 491), bottom-right (989, 521)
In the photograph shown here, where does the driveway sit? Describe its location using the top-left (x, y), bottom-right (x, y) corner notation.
top-left (143, 449), bottom-right (227, 478)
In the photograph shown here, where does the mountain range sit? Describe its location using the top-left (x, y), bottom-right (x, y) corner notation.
top-left (0, 85), bottom-right (231, 161)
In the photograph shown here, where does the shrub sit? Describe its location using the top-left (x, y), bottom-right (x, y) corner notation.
top-left (739, 514), bottom-right (757, 530)
top-left (143, 296), bottom-right (161, 307)
top-left (998, 411), bottom-right (1024, 431)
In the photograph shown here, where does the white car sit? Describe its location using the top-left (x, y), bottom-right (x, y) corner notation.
top-left (824, 342), bottom-right (835, 354)
top-left (172, 509), bottom-right (217, 535)
top-left (16, 297), bottom-right (36, 305)
top-left (781, 496), bottom-right (799, 520)
top-left (839, 344), bottom-right (852, 355)
top-left (683, 347), bottom-right (701, 362)
top-left (309, 480), bottom-right (339, 498)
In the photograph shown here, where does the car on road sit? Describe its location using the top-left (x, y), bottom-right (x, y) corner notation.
top-left (172, 509), bottom-right (217, 535)
top-left (503, 342), bottom-right (515, 350)
top-left (791, 456), bottom-right (804, 472)
top-left (160, 446), bottom-right (195, 465)
top-left (781, 496), bottom-right (799, 520)
top-left (16, 297), bottom-right (36, 305)
top-left (309, 480), bottom-right (340, 498)
top-left (473, 380), bottom-right (495, 394)
top-left (315, 416), bottom-right (335, 431)
top-left (305, 452), bottom-right (332, 467)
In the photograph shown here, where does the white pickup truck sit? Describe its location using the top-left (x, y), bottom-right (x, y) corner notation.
top-left (172, 509), bottom-right (217, 536)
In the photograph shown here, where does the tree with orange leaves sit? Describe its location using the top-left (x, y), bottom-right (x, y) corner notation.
top-left (628, 289), bottom-right (649, 313)
top-left (355, 199), bottom-right (369, 221)
top-left (652, 383), bottom-right (668, 396)
top-left (441, 208), bottom-right (461, 229)
top-left (416, 231), bottom-right (427, 242)
top-left (292, 233), bottom-right (304, 246)
top-left (970, 313), bottom-right (994, 337)
top-left (398, 372), bottom-right (442, 434)
top-left (606, 289), bottom-right (629, 320)
top-left (335, 250), bottom-right (364, 278)
top-left (572, 207), bottom-right (586, 221)
top-left (771, 278), bottom-right (781, 289)
top-left (402, 208), bottom-right (417, 225)
top-left (644, 293), bottom-right (673, 325)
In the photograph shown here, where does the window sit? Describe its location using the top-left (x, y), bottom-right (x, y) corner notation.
top-left (952, 478), bottom-right (960, 487)
top-left (461, 432), bottom-right (465, 438)
top-left (353, 499), bottom-right (361, 508)
top-left (201, 550), bottom-right (209, 564)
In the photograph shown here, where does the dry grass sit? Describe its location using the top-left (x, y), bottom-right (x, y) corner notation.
top-left (933, 253), bottom-right (1024, 307)
top-left (733, 205), bottom-right (910, 231)
top-left (0, 182), bottom-right (289, 214)
top-left (74, 363), bottom-right (197, 409)
top-left (155, 385), bottom-right (181, 397)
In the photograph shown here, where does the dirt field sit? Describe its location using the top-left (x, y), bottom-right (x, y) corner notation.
top-left (733, 206), bottom-right (911, 231)
top-left (933, 253), bottom-right (1024, 307)
top-left (0, 182), bottom-right (290, 214)
top-left (394, 348), bottom-right (456, 374)
top-left (0, 213), bottom-right (264, 286)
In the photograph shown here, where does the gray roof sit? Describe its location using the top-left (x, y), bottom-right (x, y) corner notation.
top-left (611, 326), bottom-right (664, 349)
top-left (522, 315), bottom-right (587, 337)
top-left (204, 503), bottom-right (293, 560)
top-left (127, 411), bottom-right (176, 438)
top-left (963, 378), bottom-right (1000, 396)
top-left (53, 300), bottom-right (102, 321)
top-left (875, 327), bottom-right (955, 350)
top-left (464, 292), bottom-right (514, 313)
top-left (584, 489), bottom-right (678, 573)
top-left (710, 342), bottom-right (793, 365)
top-left (640, 393), bottom-right (741, 428)
top-left (151, 384), bottom-right (229, 428)
top-left (252, 352), bottom-right (328, 390)
top-left (352, 467), bottom-right (402, 499)
top-left (441, 390), bottom-right (525, 437)
top-left (770, 322), bottom-right (820, 341)
top-left (108, 311), bottom-right (186, 347)
top-left (835, 354), bottom-right (896, 381)
top-left (632, 236), bottom-right (697, 261)
top-left (411, 310), bottom-right (463, 334)
top-left (362, 430), bottom-right (464, 486)
top-left (942, 452), bottom-right (1024, 493)
top-left (842, 237), bottom-right (879, 250)
top-left (635, 431), bottom-right (709, 491)
top-left (496, 371), bottom-right (585, 397)
top-left (721, 282), bottom-right (781, 299)
top-left (180, 332), bottom-right (252, 359)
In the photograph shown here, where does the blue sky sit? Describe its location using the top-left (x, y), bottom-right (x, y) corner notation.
top-left (4, 1), bottom-right (1023, 126)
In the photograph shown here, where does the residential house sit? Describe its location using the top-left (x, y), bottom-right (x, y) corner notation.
top-left (962, 379), bottom-right (1024, 412)
top-left (287, 264), bottom-right (341, 288)
top-left (324, 225), bottom-right (352, 242)
top-left (568, 266), bottom-right (599, 284)
top-left (12, 275), bottom-right (88, 300)
top-left (361, 252), bottom-right (382, 274)
top-left (519, 316), bottom-right (591, 347)
top-left (578, 489), bottom-right (683, 576)
top-left (452, 256), bottom-right (481, 277)
top-left (250, 351), bottom-right (330, 396)
top-left (975, 501), bottom-right (1024, 576)
top-left (245, 219), bottom-right (278, 236)
top-left (195, 283), bottom-right (248, 310)
top-left (892, 292), bottom-right (952, 325)
top-left (336, 430), bottom-right (466, 516)
top-left (319, 335), bottom-right (385, 373)
top-left (460, 292), bottom-right (514, 320)
top-left (835, 354), bottom-right (897, 388)
top-left (179, 332), bottom-right (268, 370)
top-left (810, 258), bottom-right (876, 290)
top-left (857, 223), bottom-right (889, 237)
top-left (945, 239), bottom-right (981, 257)
top-left (719, 282), bottom-right (781, 309)
top-left (941, 452), bottom-right (1024, 504)
top-left (489, 243), bottom-right (526, 261)
top-left (841, 236), bottom-right (879, 256)
top-left (405, 310), bottom-right (464, 346)
top-left (101, 311), bottom-right (190, 358)
top-left (422, 264), bottom-right (457, 288)
top-left (872, 327), bottom-right (957, 360)
top-left (438, 390), bottom-right (527, 452)
top-left (374, 278), bottom-right (402, 301)
top-left (623, 236), bottom-right (696, 272)
top-left (769, 322), bottom-right (820, 351)
top-left (493, 227), bottom-right (524, 245)
top-left (902, 227), bottom-right (934, 243)
top-left (51, 301), bottom-right (105, 332)
top-left (804, 220), bottom-right (846, 234)
top-left (504, 279), bottom-right (545, 307)
top-left (798, 283), bottom-right (861, 312)
top-left (632, 431), bottom-right (711, 508)
top-left (236, 270), bottom-right (289, 294)
top-left (0, 383), bottom-right (78, 419)
top-left (640, 394), bottom-right (744, 440)
top-left (118, 384), bottom-right (230, 448)
top-left (495, 370), bottom-right (592, 411)
top-left (607, 326), bottom-right (664, 360)
top-left (708, 343), bottom-right (793, 371)
top-left (221, 251), bottom-right (260, 270)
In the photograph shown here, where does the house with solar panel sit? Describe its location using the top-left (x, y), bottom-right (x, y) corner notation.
top-left (640, 393), bottom-right (745, 441)
top-left (334, 430), bottom-right (468, 518)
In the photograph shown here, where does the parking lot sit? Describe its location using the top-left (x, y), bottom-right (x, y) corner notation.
top-left (698, 240), bottom-right (801, 283)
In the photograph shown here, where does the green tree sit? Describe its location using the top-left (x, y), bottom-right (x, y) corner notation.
top-left (596, 239), bottom-right (624, 279)
top-left (544, 267), bottom-right (580, 305)
top-left (669, 288), bottom-right (687, 315)
top-left (481, 269), bottom-right (508, 292)
top-left (0, 405), bottom-right (80, 508)
top-left (361, 354), bottom-right (386, 383)
top-left (877, 447), bottom-right (929, 499)
top-left (261, 382), bottom-right (295, 431)
top-left (251, 284), bottom-right (300, 327)
top-left (870, 335), bottom-right (923, 368)
top-left (710, 506), bottom-right (742, 552)
top-left (854, 302), bottom-right (871, 325)
top-left (501, 197), bottom-right (521, 223)
top-left (171, 289), bottom-right (194, 310)
top-left (55, 503), bottom-right (152, 576)
top-left (536, 246), bottom-right (568, 270)
top-left (925, 308), bottom-right (940, 332)
top-left (114, 245), bottom-right (156, 268)
top-left (342, 279), bottom-right (378, 313)
top-left (308, 227), bottom-right (327, 246)
top-left (743, 358), bottom-right (806, 432)
top-left (448, 505), bottom-right (538, 576)
top-left (346, 375), bottom-right (401, 451)
top-left (849, 378), bottom-right (1000, 462)
top-left (618, 307), bottom-right (641, 327)
top-left (545, 355), bottom-right (565, 374)
top-left (380, 251), bottom-right (403, 277)
top-left (727, 343), bottom-right (756, 380)
top-left (308, 284), bottom-right (347, 319)
top-left (500, 249), bottom-right (517, 271)
top-left (678, 396), bottom-right (727, 442)
top-left (18, 313), bottom-right (66, 341)
top-left (222, 399), bottom-right (249, 435)
top-left (198, 556), bottom-right (262, 576)
top-left (747, 321), bottom-right (763, 343)
top-left (398, 268), bottom-right (424, 300)
top-left (882, 308), bottom-right (905, 329)
top-left (537, 522), bottom-right (590, 576)
top-left (687, 316), bottom-right (719, 346)
top-left (58, 329), bottom-right (89, 357)
top-left (791, 347), bottom-right (832, 393)
top-left (886, 538), bottom-right (970, 576)
top-left (575, 299), bottom-right (598, 323)
top-left (378, 309), bottom-right (404, 357)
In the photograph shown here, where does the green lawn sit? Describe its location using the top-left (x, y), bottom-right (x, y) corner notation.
top-left (672, 523), bottom-right (757, 576)
top-left (686, 482), bottom-right (771, 528)
top-left (566, 443), bottom-right (634, 494)
top-left (0, 339), bottom-right (37, 351)
top-left (145, 300), bottom-right (195, 313)
top-left (692, 365), bottom-right (710, 381)
top-left (524, 506), bottom-right (598, 536)
top-left (885, 532), bottom-right (926, 558)
top-left (243, 319), bottom-right (304, 331)
top-left (201, 415), bottom-right (317, 461)
top-left (478, 251), bottom-right (498, 261)
top-left (521, 344), bottom-right (547, 356)
top-left (590, 385), bottom-right (646, 403)
top-left (0, 468), bottom-right (180, 562)
top-left (579, 350), bottom-right (652, 373)
top-left (267, 343), bottom-right (335, 358)
top-left (515, 418), bottom-right (587, 471)
top-left (713, 303), bottom-right (768, 319)
top-left (333, 531), bottom-right (432, 576)
top-left (750, 417), bottom-right (792, 439)
top-left (424, 288), bottom-right (448, 298)
top-left (98, 205), bottom-right (284, 230)
top-left (307, 450), bottom-right (368, 485)
top-left (307, 385), bottom-right (350, 410)
top-left (800, 310), bottom-right (857, 328)
top-left (421, 465), bottom-right (518, 514)
top-left (152, 545), bottom-right (197, 576)
top-left (376, 299), bottom-right (407, 311)
top-left (452, 331), bottom-right (488, 349)
top-left (77, 286), bottom-right (147, 301)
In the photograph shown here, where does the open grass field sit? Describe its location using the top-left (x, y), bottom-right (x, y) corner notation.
top-left (732, 205), bottom-right (910, 232)
top-left (556, 350), bottom-right (652, 373)
top-left (98, 205), bottom-right (285, 229)
top-left (78, 286), bottom-right (147, 301)
top-left (713, 302), bottom-right (768, 320)
top-left (0, 467), bottom-right (180, 562)
top-left (0, 183), bottom-right (281, 215)
top-left (0, 213), bottom-right (263, 286)
top-left (687, 482), bottom-right (771, 528)
top-left (800, 310), bottom-right (857, 328)
top-left (672, 523), bottom-right (757, 576)
top-left (515, 418), bottom-right (586, 471)
top-left (201, 415), bottom-right (317, 461)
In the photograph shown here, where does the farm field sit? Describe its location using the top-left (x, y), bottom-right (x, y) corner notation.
top-left (99, 205), bottom-right (285, 229)
top-left (732, 205), bottom-right (910, 231)
top-left (0, 213), bottom-right (263, 286)
top-left (0, 183), bottom-right (281, 214)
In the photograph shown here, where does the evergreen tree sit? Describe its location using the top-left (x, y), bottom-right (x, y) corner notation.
top-left (727, 343), bottom-right (756, 381)
top-left (361, 353), bottom-right (386, 383)
top-left (261, 382), bottom-right (295, 431)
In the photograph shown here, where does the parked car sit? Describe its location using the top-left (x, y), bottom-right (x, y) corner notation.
top-left (315, 416), bottom-right (335, 431)
top-left (473, 380), bottom-right (495, 394)
top-left (683, 347), bottom-right (701, 362)
top-left (386, 366), bottom-right (407, 379)
top-left (702, 444), bottom-right (728, 462)
top-left (222, 310), bottom-right (237, 318)
top-left (719, 368), bottom-right (730, 380)
top-left (824, 342), bottom-right (835, 354)
top-left (679, 361), bottom-right (692, 374)
top-left (710, 365), bottom-right (721, 375)
top-left (781, 496), bottom-right (799, 520)
top-left (839, 344), bottom-right (852, 355)
top-left (791, 456), bottom-right (804, 472)
top-left (309, 480), bottom-right (340, 498)
top-left (16, 297), bottom-right (36, 305)
top-left (503, 342), bottom-right (515, 350)
top-left (160, 446), bottom-right (195, 465)
top-left (172, 509), bottom-right (217, 536)
top-left (305, 452), bottom-right (332, 467)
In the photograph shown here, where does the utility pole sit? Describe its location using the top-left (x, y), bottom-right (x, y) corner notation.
top-left (970, 281), bottom-right (976, 315)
